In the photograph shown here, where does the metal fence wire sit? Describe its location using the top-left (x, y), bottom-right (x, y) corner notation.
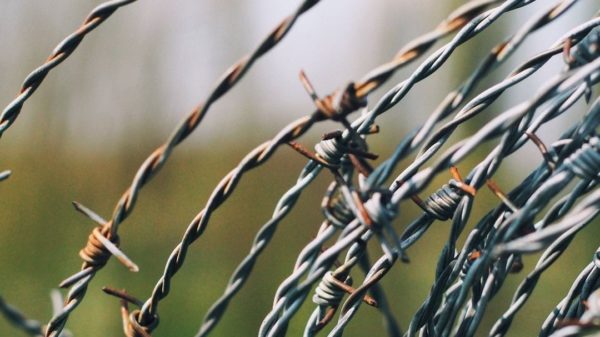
top-left (0, 0), bottom-right (599, 337)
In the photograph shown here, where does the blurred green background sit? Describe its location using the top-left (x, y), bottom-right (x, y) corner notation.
top-left (0, 1), bottom-right (598, 336)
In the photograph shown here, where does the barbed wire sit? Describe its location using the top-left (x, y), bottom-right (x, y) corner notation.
top-left (0, 290), bottom-right (73, 337)
top-left (256, 4), bottom-right (598, 337)
top-left (323, 58), bottom-right (600, 337)
top-left (1, 0), bottom-right (598, 337)
top-left (121, 2), bottom-right (509, 336)
top-left (0, 295), bottom-right (44, 336)
top-left (540, 249), bottom-right (600, 337)
top-left (258, 32), bottom-right (599, 337)
top-left (405, 99), bottom-right (600, 337)
top-left (0, 0), bottom-right (138, 136)
top-left (256, 12), bottom-right (600, 337)
top-left (411, 60), bottom-right (599, 337)
top-left (43, 1), bottom-right (326, 336)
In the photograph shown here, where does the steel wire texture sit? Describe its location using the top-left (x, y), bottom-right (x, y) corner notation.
top-left (255, 2), bottom-right (593, 334)
top-left (0, 0), bottom-right (138, 136)
top-left (259, 42), bottom-right (600, 337)
top-left (43, 1), bottom-right (325, 336)
top-left (1, 1), bottom-right (599, 337)
top-left (122, 1), bottom-right (504, 335)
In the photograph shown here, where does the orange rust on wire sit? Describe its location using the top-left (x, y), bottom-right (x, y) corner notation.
top-left (366, 124), bottom-right (380, 135)
top-left (315, 307), bottom-right (338, 330)
top-left (450, 166), bottom-right (476, 197)
top-left (563, 38), bottom-right (575, 65)
top-left (79, 226), bottom-right (120, 270)
top-left (72, 201), bottom-right (139, 272)
top-left (468, 250), bottom-right (481, 261)
top-left (351, 190), bottom-right (374, 228)
top-left (349, 154), bottom-right (373, 177)
top-left (345, 146), bottom-right (379, 160)
top-left (287, 141), bottom-right (336, 168)
top-left (329, 277), bottom-right (378, 307)
top-left (486, 179), bottom-right (518, 212)
top-left (102, 287), bottom-right (143, 307)
top-left (105, 288), bottom-right (156, 337)
top-left (128, 310), bottom-right (157, 337)
top-left (525, 131), bottom-right (556, 171)
top-left (493, 41), bottom-right (510, 61)
top-left (450, 166), bottom-right (476, 196)
top-left (299, 70), bottom-right (336, 118)
top-left (301, 70), bottom-right (366, 122)
top-left (410, 194), bottom-right (429, 212)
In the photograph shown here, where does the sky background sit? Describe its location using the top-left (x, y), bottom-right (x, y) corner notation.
top-left (0, 1), bottom-right (598, 337)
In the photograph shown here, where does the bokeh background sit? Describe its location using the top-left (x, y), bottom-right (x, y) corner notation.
top-left (0, 1), bottom-right (598, 336)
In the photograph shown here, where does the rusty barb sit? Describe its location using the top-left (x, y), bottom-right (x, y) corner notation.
top-left (289, 71), bottom-right (377, 172)
top-left (410, 166), bottom-right (476, 221)
top-left (72, 202), bottom-right (139, 273)
top-left (299, 70), bottom-right (367, 124)
top-left (2, 1), bottom-right (599, 337)
top-left (103, 287), bottom-right (156, 337)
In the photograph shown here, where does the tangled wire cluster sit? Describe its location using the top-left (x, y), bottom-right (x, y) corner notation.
top-left (1, 0), bottom-right (599, 336)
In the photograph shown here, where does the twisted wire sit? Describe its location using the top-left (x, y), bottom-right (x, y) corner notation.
top-left (263, 5), bottom-right (589, 336)
top-left (416, 92), bottom-right (600, 337)
top-left (0, 0), bottom-right (138, 136)
top-left (0, 296), bottom-right (43, 336)
top-left (443, 70), bottom-right (597, 337)
top-left (191, 162), bottom-right (324, 337)
top-left (405, 100), bottom-right (600, 337)
top-left (540, 250), bottom-right (600, 337)
top-left (118, 2), bottom-right (502, 336)
top-left (2, 1), bottom-right (597, 336)
top-left (259, 2), bottom-right (548, 336)
top-left (337, 46), bottom-right (600, 337)
top-left (46, 1), bottom-right (325, 336)
top-left (489, 180), bottom-right (599, 337)
top-left (0, 291), bottom-right (73, 337)
top-left (450, 161), bottom-right (599, 336)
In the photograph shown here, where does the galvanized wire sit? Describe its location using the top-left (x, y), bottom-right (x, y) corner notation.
top-left (0, 291), bottom-right (73, 337)
top-left (255, 4), bottom-right (598, 337)
top-left (404, 97), bottom-right (600, 337)
top-left (327, 70), bottom-right (600, 337)
top-left (72, 1), bottom-right (502, 336)
top-left (403, 60), bottom-right (600, 337)
top-left (44, 1), bottom-right (325, 336)
top-left (0, 295), bottom-right (43, 336)
top-left (264, 10), bottom-right (596, 334)
top-left (539, 250), bottom-right (600, 337)
top-left (181, 3), bottom-right (505, 336)
top-left (0, 0), bottom-right (138, 136)
top-left (1, 1), bottom-right (598, 337)
top-left (259, 35), bottom-right (599, 337)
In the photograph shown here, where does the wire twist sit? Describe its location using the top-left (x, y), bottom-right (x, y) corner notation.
top-left (0, 0), bottom-right (138, 136)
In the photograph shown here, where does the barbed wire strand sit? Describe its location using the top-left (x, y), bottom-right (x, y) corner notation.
top-left (418, 93), bottom-right (597, 335)
top-left (0, 0), bottom-right (138, 136)
top-left (1, 1), bottom-right (597, 337)
top-left (44, 1), bottom-right (326, 336)
top-left (539, 251), bottom-right (600, 337)
top-left (294, 44), bottom-right (596, 336)
top-left (256, 4), bottom-right (596, 334)
top-left (168, 3), bottom-right (510, 336)
top-left (278, 11), bottom-right (600, 334)
top-left (407, 92), bottom-right (599, 337)
top-left (0, 290), bottom-right (73, 337)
